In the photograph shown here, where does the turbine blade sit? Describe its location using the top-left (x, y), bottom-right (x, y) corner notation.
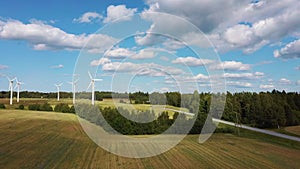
top-left (93, 79), bottom-right (102, 82)
top-left (88, 71), bottom-right (92, 80)
top-left (87, 81), bottom-right (92, 90)
top-left (74, 78), bottom-right (79, 84)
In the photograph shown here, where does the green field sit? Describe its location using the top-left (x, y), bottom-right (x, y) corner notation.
top-left (0, 98), bottom-right (187, 118)
top-left (1, 109), bottom-right (300, 168)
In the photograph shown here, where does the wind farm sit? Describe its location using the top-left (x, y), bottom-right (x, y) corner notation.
top-left (1, 1), bottom-right (300, 168)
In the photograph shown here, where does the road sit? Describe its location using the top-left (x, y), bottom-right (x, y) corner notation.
top-left (165, 108), bottom-right (300, 142)
top-left (212, 118), bottom-right (300, 142)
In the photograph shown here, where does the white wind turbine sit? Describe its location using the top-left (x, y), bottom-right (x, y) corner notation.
top-left (7, 77), bottom-right (16, 105)
top-left (14, 78), bottom-right (24, 103)
top-left (68, 79), bottom-right (79, 104)
top-left (55, 83), bottom-right (63, 101)
top-left (87, 71), bottom-right (102, 105)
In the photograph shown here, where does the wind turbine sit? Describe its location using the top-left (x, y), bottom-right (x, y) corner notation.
top-left (14, 78), bottom-right (24, 103)
top-left (55, 83), bottom-right (63, 101)
top-left (68, 79), bottom-right (79, 104)
top-left (7, 77), bottom-right (16, 105)
top-left (87, 71), bottom-right (102, 105)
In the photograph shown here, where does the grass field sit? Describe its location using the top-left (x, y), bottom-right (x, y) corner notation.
top-left (1, 109), bottom-right (300, 168)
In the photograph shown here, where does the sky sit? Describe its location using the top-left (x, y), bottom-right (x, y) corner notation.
top-left (0, 0), bottom-right (299, 93)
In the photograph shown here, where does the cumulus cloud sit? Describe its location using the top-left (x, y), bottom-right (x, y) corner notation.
top-left (274, 39), bottom-right (300, 59)
top-left (103, 48), bottom-right (156, 60)
top-left (103, 5), bottom-right (137, 23)
top-left (0, 19), bottom-right (117, 52)
top-left (209, 61), bottom-right (251, 71)
top-left (279, 78), bottom-right (291, 84)
top-left (192, 73), bottom-right (209, 81)
top-left (172, 56), bottom-right (214, 67)
top-left (227, 81), bottom-right (252, 88)
top-left (0, 64), bottom-right (8, 70)
top-left (90, 58), bottom-right (111, 66)
top-left (131, 49), bottom-right (156, 59)
top-left (260, 84), bottom-right (275, 89)
top-left (224, 72), bottom-right (264, 80)
top-left (73, 12), bottom-right (103, 23)
top-left (105, 48), bottom-right (135, 59)
top-left (102, 62), bottom-right (184, 76)
top-left (144, 0), bottom-right (300, 53)
top-left (145, 0), bottom-right (248, 33)
top-left (51, 64), bottom-right (64, 69)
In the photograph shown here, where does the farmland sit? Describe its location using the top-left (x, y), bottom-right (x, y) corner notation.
top-left (285, 125), bottom-right (300, 136)
top-left (1, 109), bottom-right (300, 168)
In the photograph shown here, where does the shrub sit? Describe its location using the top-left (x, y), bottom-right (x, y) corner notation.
top-left (40, 103), bottom-right (53, 111)
top-left (54, 103), bottom-right (70, 113)
top-left (18, 105), bottom-right (24, 110)
top-left (0, 103), bottom-right (5, 109)
top-left (28, 104), bottom-right (40, 111)
top-left (69, 106), bottom-right (75, 114)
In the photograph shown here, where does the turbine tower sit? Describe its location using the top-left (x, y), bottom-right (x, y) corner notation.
top-left (87, 71), bottom-right (102, 105)
top-left (15, 78), bottom-right (24, 103)
top-left (68, 79), bottom-right (79, 104)
top-left (7, 77), bottom-right (16, 105)
top-left (55, 83), bottom-right (63, 101)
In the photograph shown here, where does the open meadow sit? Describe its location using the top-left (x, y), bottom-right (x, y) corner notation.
top-left (1, 109), bottom-right (300, 169)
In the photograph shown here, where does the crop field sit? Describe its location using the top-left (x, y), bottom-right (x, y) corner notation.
top-left (1, 109), bottom-right (300, 168)
top-left (285, 125), bottom-right (300, 136)
top-left (0, 98), bottom-right (186, 118)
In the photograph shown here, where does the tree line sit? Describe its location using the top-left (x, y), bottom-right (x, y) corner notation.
top-left (1, 90), bottom-right (299, 129)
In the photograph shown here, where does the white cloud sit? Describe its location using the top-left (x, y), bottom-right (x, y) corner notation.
top-left (103, 5), bottom-right (137, 23)
top-left (105, 48), bottom-right (135, 59)
top-left (274, 39), bottom-right (300, 59)
top-left (102, 62), bottom-right (184, 76)
top-left (254, 72), bottom-right (264, 76)
top-left (210, 61), bottom-right (251, 71)
top-left (260, 84), bottom-right (275, 89)
top-left (297, 80), bottom-right (300, 85)
top-left (160, 56), bottom-right (169, 61)
top-left (0, 19), bottom-right (117, 52)
top-left (279, 78), bottom-right (291, 84)
top-left (135, 31), bottom-right (163, 46)
top-left (224, 72), bottom-right (264, 80)
top-left (0, 64), bottom-right (8, 69)
top-left (73, 12), bottom-right (103, 23)
top-left (104, 48), bottom-right (156, 60)
top-left (162, 38), bottom-right (185, 50)
top-left (172, 56), bottom-right (214, 67)
top-left (227, 81), bottom-right (252, 88)
top-left (222, 24), bottom-right (258, 47)
top-left (51, 64), bottom-right (64, 69)
top-left (90, 58), bottom-right (111, 66)
top-left (145, 0), bottom-right (248, 33)
top-left (144, 0), bottom-right (300, 53)
top-left (192, 74), bottom-right (209, 81)
top-left (131, 49), bottom-right (156, 59)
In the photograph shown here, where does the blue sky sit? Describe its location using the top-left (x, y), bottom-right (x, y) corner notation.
top-left (0, 0), bottom-right (299, 93)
